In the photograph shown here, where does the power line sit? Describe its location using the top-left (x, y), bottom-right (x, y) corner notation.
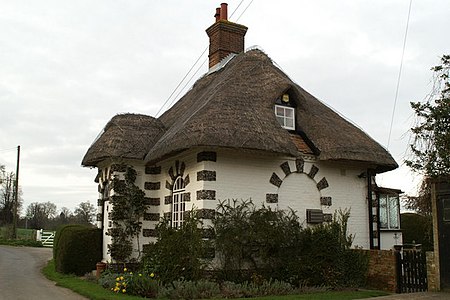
top-left (155, 0), bottom-right (249, 117)
top-left (387, 0), bottom-right (413, 150)
top-left (0, 147), bottom-right (18, 153)
top-left (236, 0), bottom-right (254, 22)
top-left (155, 46), bottom-right (208, 117)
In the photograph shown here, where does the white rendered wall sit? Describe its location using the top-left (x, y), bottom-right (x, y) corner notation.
top-left (380, 231), bottom-right (403, 250)
top-left (97, 148), bottom-right (398, 261)
top-left (213, 150), bottom-right (371, 249)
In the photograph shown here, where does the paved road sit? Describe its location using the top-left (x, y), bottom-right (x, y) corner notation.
top-left (0, 245), bottom-right (87, 300)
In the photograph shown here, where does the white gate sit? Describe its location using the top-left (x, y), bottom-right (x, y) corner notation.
top-left (36, 229), bottom-right (55, 248)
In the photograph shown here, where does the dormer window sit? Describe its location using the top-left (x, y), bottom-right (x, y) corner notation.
top-left (275, 92), bottom-right (296, 130)
top-left (275, 105), bottom-right (295, 130)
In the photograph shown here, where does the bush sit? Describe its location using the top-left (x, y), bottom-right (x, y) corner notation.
top-left (213, 200), bottom-right (302, 283)
top-left (213, 201), bottom-right (368, 288)
top-left (142, 211), bottom-right (210, 284)
top-left (401, 213), bottom-right (433, 251)
top-left (53, 224), bottom-right (88, 260)
top-left (55, 225), bottom-right (102, 275)
top-left (161, 280), bottom-right (221, 299)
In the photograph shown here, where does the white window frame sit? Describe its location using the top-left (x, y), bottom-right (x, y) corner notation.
top-left (379, 194), bottom-right (400, 230)
top-left (275, 105), bottom-right (295, 130)
top-left (172, 176), bottom-right (185, 229)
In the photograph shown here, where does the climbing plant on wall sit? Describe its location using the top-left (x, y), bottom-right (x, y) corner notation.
top-left (108, 166), bottom-right (146, 262)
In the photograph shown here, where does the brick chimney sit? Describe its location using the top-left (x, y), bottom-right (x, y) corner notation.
top-left (206, 3), bottom-right (248, 69)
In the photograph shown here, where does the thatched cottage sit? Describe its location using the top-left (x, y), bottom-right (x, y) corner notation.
top-left (83, 3), bottom-right (402, 261)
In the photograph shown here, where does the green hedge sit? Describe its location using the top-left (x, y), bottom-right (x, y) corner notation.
top-left (53, 224), bottom-right (88, 260)
top-left (54, 225), bottom-right (102, 275)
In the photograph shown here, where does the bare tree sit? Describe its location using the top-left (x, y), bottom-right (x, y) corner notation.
top-left (74, 201), bottom-right (96, 225)
top-left (56, 207), bottom-right (72, 225)
top-left (0, 172), bottom-right (23, 226)
top-left (26, 201), bottom-right (57, 229)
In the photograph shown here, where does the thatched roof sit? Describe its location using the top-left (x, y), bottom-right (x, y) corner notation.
top-left (82, 114), bottom-right (165, 166)
top-left (83, 49), bottom-right (397, 173)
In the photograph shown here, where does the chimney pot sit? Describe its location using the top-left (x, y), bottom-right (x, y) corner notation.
top-left (206, 3), bottom-right (247, 68)
top-left (220, 3), bottom-right (228, 20)
top-left (215, 7), bottom-right (220, 22)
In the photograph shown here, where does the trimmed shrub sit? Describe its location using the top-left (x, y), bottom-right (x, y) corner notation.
top-left (53, 224), bottom-right (87, 260)
top-left (55, 225), bottom-right (102, 275)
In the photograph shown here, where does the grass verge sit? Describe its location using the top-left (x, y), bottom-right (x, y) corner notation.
top-left (42, 260), bottom-right (144, 300)
top-left (0, 238), bottom-right (43, 247)
top-left (233, 290), bottom-right (390, 299)
top-left (42, 260), bottom-right (390, 300)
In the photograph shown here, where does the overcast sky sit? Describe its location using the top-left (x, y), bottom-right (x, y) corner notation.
top-left (1, 0), bottom-right (449, 215)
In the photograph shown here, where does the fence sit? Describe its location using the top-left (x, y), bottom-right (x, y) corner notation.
top-left (395, 246), bottom-right (428, 293)
top-left (36, 229), bottom-right (55, 248)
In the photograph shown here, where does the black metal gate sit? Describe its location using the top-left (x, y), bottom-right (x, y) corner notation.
top-left (395, 247), bottom-right (428, 293)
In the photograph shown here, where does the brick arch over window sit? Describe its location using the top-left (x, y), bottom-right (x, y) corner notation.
top-left (266, 158), bottom-right (330, 205)
top-left (165, 160), bottom-right (190, 190)
top-left (163, 160), bottom-right (191, 216)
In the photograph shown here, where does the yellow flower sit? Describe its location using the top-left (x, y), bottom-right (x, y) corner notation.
top-left (120, 276), bottom-right (124, 280)
top-left (116, 282), bottom-right (120, 287)
top-left (116, 277), bottom-right (120, 281)
top-left (150, 273), bottom-right (155, 278)
top-left (139, 273), bottom-right (142, 277)
top-left (129, 272), bottom-right (133, 275)
top-left (123, 268), bottom-right (127, 272)
top-left (122, 289), bottom-right (126, 293)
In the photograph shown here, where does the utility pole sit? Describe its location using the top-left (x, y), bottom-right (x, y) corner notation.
top-left (12, 145), bottom-right (20, 239)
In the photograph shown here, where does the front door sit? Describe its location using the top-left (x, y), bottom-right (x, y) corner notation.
top-left (436, 180), bottom-right (450, 289)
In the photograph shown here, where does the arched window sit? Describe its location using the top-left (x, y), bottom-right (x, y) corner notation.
top-left (172, 177), bottom-right (185, 228)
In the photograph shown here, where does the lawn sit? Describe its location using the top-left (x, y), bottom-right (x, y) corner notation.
top-left (0, 227), bottom-right (42, 246)
top-left (42, 260), bottom-right (390, 300)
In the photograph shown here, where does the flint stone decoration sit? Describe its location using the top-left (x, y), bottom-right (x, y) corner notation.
top-left (165, 180), bottom-right (173, 190)
top-left (197, 151), bottom-right (217, 162)
top-left (143, 229), bottom-right (157, 237)
top-left (323, 213), bottom-right (333, 222)
top-left (270, 173), bottom-right (282, 188)
top-left (308, 165), bottom-right (319, 179)
top-left (184, 174), bottom-right (190, 187)
top-left (320, 196), bottom-right (332, 206)
top-left (317, 177), bottom-right (329, 191)
top-left (197, 190), bottom-right (216, 200)
top-left (145, 166), bottom-right (161, 175)
top-left (296, 158), bottom-right (304, 173)
top-left (280, 161), bottom-right (291, 176)
top-left (144, 197), bottom-right (160, 206)
top-left (197, 208), bottom-right (215, 219)
top-left (197, 170), bottom-right (216, 181)
top-left (183, 192), bottom-right (191, 202)
top-left (266, 194), bottom-right (279, 203)
top-left (144, 213), bottom-right (160, 221)
top-left (144, 182), bottom-right (160, 190)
